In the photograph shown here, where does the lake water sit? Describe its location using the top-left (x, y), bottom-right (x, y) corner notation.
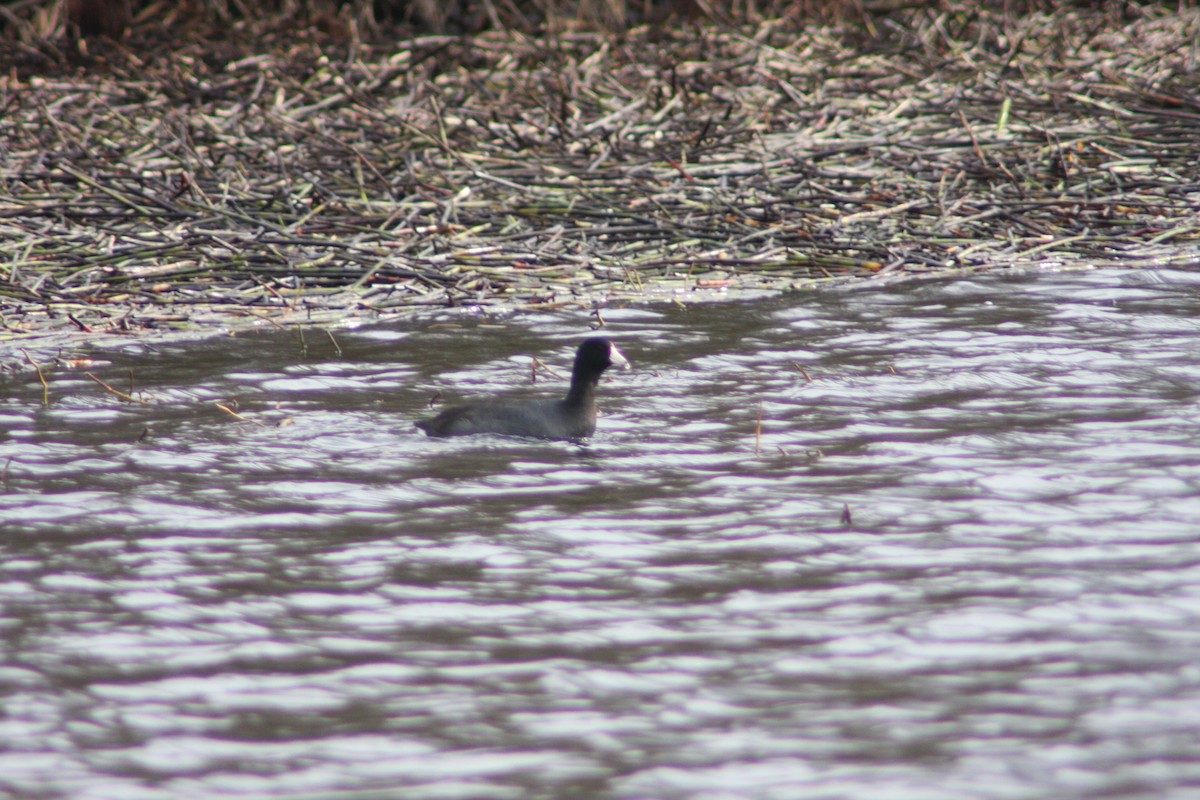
top-left (3, 267), bottom-right (1200, 799)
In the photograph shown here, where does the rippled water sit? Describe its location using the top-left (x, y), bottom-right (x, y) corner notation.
top-left (4, 267), bottom-right (1200, 799)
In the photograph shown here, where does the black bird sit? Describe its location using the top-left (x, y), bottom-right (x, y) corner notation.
top-left (415, 337), bottom-right (629, 440)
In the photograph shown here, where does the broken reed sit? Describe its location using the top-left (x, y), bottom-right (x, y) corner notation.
top-left (3, 4), bottom-right (1199, 339)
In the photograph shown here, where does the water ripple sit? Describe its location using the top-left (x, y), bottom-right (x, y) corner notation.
top-left (3, 268), bottom-right (1200, 798)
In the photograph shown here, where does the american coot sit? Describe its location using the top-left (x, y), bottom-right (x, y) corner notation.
top-left (415, 337), bottom-right (629, 440)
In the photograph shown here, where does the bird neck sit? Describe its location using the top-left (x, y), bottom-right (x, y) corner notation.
top-left (565, 369), bottom-right (601, 407)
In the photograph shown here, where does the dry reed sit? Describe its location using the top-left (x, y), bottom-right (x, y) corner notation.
top-left (1, 3), bottom-right (1198, 341)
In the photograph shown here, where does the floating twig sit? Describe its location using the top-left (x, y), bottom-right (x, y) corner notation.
top-left (215, 401), bottom-right (267, 426)
top-left (86, 372), bottom-right (147, 404)
top-left (531, 356), bottom-right (566, 382)
top-left (21, 349), bottom-right (49, 407)
top-left (755, 402), bottom-right (763, 456)
top-left (325, 329), bottom-right (342, 356)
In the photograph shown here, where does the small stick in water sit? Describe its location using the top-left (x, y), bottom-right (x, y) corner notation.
top-left (86, 372), bottom-right (145, 404)
top-left (21, 350), bottom-right (49, 407)
top-left (755, 402), bottom-right (763, 456)
top-left (325, 329), bottom-right (342, 356)
top-left (531, 356), bottom-right (564, 383)
top-left (215, 402), bottom-right (266, 427)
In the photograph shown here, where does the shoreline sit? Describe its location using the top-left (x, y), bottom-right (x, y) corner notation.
top-left (3, 5), bottom-right (1199, 345)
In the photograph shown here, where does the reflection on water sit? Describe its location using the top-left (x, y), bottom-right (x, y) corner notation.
top-left (3, 268), bottom-right (1200, 799)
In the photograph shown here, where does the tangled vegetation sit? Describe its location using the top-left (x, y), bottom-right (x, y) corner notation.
top-left (2, 2), bottom-right (1198, 338)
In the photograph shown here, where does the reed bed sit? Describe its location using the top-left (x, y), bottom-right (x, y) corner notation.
top-left (2, 3), bottom-right (1199, 338)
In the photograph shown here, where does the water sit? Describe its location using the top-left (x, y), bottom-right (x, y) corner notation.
top-left (3, 267), bottom-right (1200, 799)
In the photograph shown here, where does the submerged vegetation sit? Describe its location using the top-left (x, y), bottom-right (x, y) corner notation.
top-left (1, 1), bottom-right (1198, 338)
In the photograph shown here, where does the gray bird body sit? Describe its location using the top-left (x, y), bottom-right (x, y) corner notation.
top-left (416, 338), bottom-right (628, 441)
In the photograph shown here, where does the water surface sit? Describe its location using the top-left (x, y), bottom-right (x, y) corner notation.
top-left (3, 267), bottom-right (1200, 799)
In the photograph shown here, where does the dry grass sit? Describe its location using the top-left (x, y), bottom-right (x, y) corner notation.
top-left (1, 2), bottom-right (1199, 339)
